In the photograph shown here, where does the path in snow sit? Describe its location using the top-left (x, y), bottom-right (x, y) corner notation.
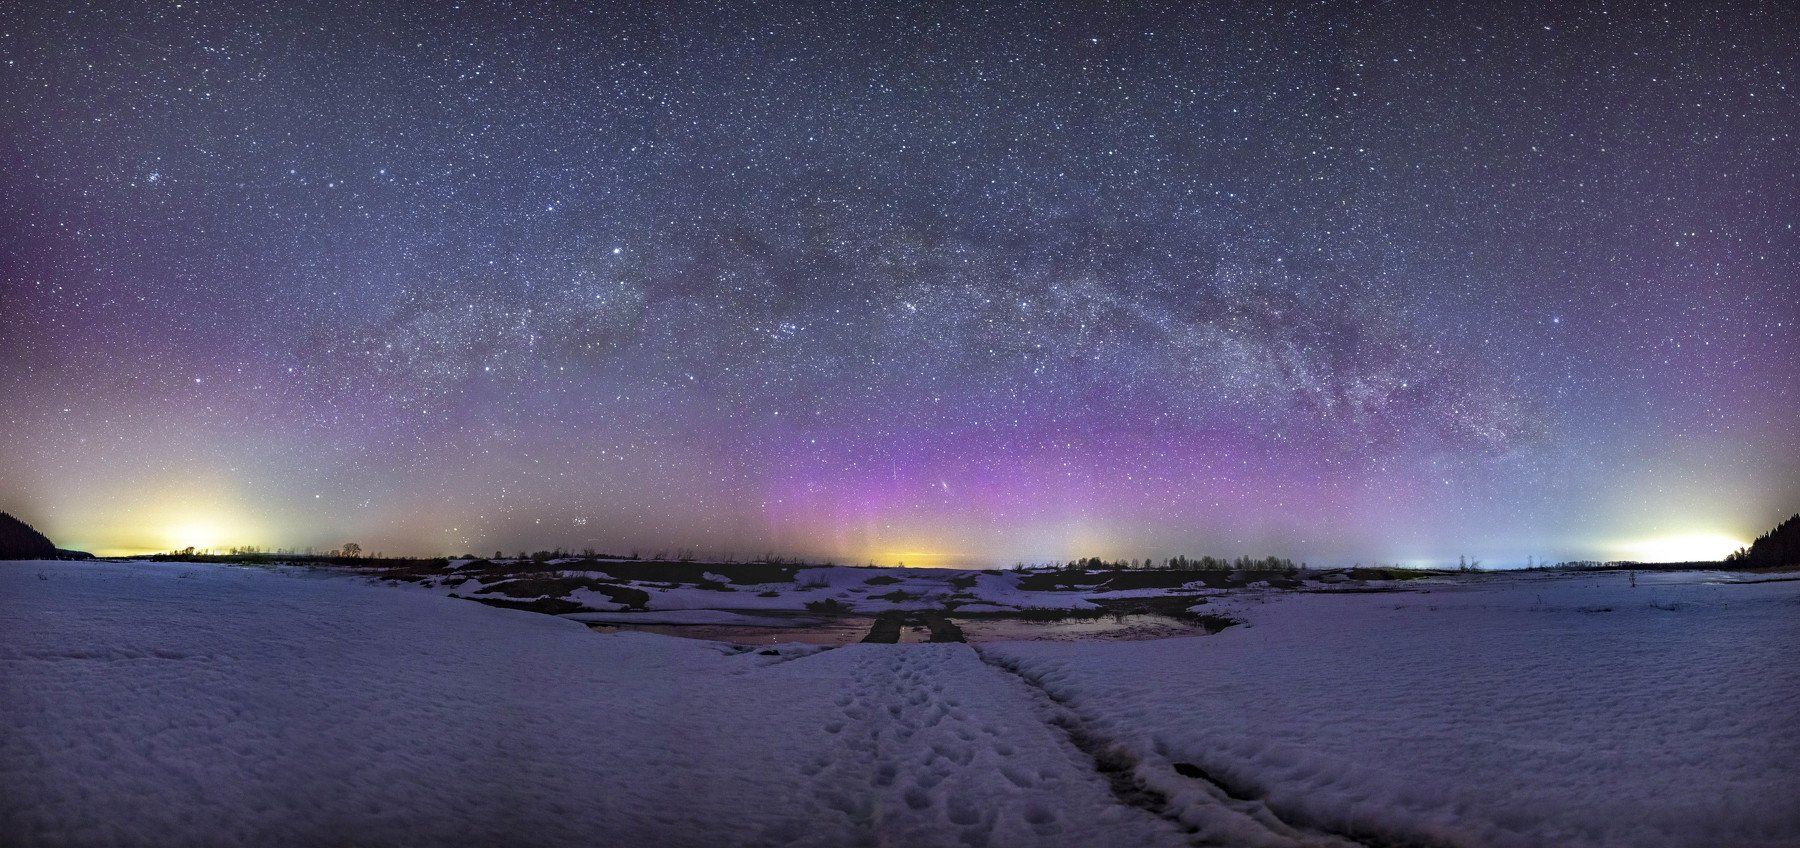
top-left (773, 643), bottom-right (1188, 847)
top-left (983, 571), bottom-right (1800, 848)
top-left (977, 649), bottom-right (1375, 848)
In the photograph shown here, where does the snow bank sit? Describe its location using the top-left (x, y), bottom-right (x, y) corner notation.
top-left (968, 572), bottom-right (1098, 610)
top-left (561, 609), bottom-right (817, 627)
top-left (633, 565), bottom-right (971, 613)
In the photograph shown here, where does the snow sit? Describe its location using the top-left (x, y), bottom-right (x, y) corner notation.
top-left (625, 565), bottom-right (974, 613)
top-left (563, 586), bottom-right (628, 611)
top-left (561, 609), bottom-right (813, 626)
top-left (968, 571), bottom-right (1098, 610)
top-left (0, 560), bottom-right (1182, 847)
top-left (420, 561), bottom-right (1255, 616)
top-left (943, 602), bottom-right (1016, 614)
top-left (983, 569), bottom-right (1800, 847)
top-left (601, 563), bottom-right (1180, 616)
top-left (4, 561), bottom-right (1795, 848)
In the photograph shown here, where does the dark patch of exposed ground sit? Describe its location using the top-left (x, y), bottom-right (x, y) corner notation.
top-left (472, 576), bottom-right (651, 609)
top-left (450, 594), bottom-right (588, 615)
top-left (861, 610), bottom-right (965, 643)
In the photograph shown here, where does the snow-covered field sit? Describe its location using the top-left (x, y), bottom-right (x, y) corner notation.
top-left (988, 571), bottom-right (1800, 847)
top-left (3, 560), bottom-right (1796, 847)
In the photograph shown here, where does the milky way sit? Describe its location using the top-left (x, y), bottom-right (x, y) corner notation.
top-left (2, 1), bottom-right (1794, 564)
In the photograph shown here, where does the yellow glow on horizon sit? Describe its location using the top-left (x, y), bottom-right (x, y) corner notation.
top-left (166, 520), bottom-right (226, 552)
top-left (71, 484), bottom-right (268, 557)
top-left (1614, 533), bottom-right (1745, 563)
top-left (868, 549), bottom-right (953, 567)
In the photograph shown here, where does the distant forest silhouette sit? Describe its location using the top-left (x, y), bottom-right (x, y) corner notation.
top-left (1725, 514), bottom-right (1799, 568)
top-left (0, 513), bottom-right (91, 560)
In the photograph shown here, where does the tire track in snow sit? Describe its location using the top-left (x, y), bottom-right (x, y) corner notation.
top-left (973, 647), bottom-right (1393, 848)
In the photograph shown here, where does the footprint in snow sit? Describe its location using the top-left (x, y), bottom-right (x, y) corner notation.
top-left (1000, 765), bottom-right (1034, 788)
top-left (946, 795), bottom-right (982, 826)
top-left (903, 786), bottom-right (933, 810)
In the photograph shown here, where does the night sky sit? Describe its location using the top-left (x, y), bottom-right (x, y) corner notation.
top-left (2, 1), bottom-right (1793, 565)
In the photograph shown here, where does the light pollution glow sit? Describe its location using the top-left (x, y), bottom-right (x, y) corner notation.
top-left (1, 2), bottom-right (1794, 566)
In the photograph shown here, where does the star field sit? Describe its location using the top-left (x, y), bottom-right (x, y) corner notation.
top-left (1, 1), bottom-right (1794, 564)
